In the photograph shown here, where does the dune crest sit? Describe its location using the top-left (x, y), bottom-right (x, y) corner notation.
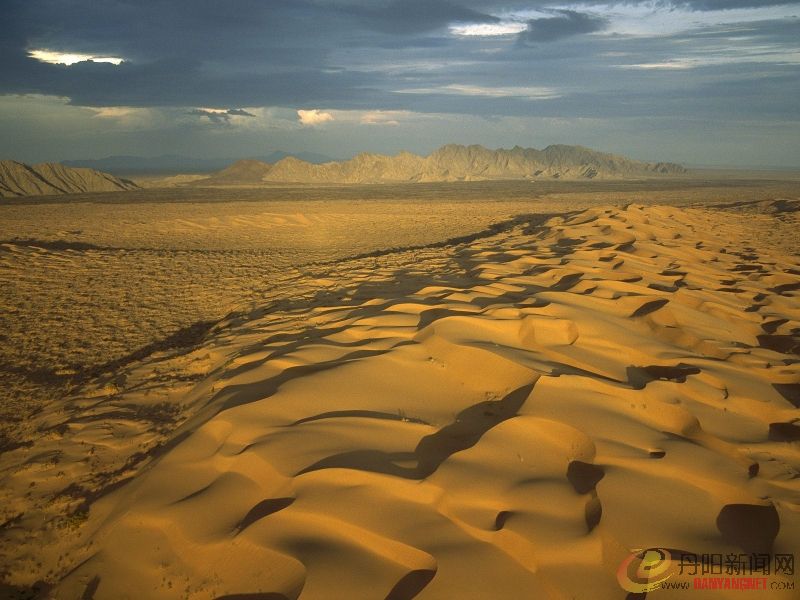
top-left (1, 203), bottom-right (798, 599)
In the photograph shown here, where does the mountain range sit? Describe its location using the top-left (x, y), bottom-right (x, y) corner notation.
top-left (0, 160), bottom-right (139, 198)
top-left (1, 144), bottom-right (687, 197)
top-left (192, 144), bottom-right (686, 186)
top-left (63, 151), bottom-right (337, 175)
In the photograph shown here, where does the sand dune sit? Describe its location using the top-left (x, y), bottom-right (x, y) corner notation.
top-left (1, 201), bottom-right (799, 599)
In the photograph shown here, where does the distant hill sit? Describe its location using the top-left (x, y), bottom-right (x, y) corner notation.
top-left (64, 151), bottom-right (337, 175)
top-left (0, 160), bottom-right (139, 198)
top-left (190, 144), bottom-right (686, 186)
top-left (260, 151), bottom-right (339, 166)
top-left (201, 159), bottom-right (274, 185)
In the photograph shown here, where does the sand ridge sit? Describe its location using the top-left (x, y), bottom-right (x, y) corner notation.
top-left (1, 202), bottom-right (799, 599)
top-left (0, 198), bottom-right (546, 453)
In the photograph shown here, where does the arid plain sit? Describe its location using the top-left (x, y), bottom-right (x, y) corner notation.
top-left (1, 176), bottom-right (800, 599)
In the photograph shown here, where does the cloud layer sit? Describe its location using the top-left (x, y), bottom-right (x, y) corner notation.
top-left (1, 1), bottom-right (799, 166)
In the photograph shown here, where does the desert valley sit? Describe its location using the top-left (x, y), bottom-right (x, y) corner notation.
top-left (0, 144), bottom-right (798, 599)
top-left (3, 1), bottom-right (800, 598)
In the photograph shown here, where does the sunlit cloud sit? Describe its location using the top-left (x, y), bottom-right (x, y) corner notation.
top-left (309, 109), bottom-right (439, 128)
top-left (619, 60), bottom-right (696, 70)
top-left (297, 109), bottom-right (334, 126)
top-left (396, 84), bottom-right (561, 100)
top-left (28, 49), bottom-right (123, 66)
top-left (91, 107), bottom-right (139, 118)
top-left (88, 106), bottom-right (158, 128)
top-left (617, 49), bottom-right (800, 70)
top-left (359, 111), bottom-right (408, 126)
top-left (348, 58), bottom-right (483, 75)
top-left (450, 22), bottom-right (527, 37)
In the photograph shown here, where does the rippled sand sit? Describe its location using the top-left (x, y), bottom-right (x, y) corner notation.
top-left (1, 181), bottom-right (799, 599)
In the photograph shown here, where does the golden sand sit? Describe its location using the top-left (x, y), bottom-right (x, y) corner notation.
top-left (0, 183), bottom-right (798, 599)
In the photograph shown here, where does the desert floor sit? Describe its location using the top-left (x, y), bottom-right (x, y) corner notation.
top-left (0, 178), bottom-right (799, 599)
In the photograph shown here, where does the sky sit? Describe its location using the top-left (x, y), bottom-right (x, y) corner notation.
top-left (1, 0), bottom-right (799, 167)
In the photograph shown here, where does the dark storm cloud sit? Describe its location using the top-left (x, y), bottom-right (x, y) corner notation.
top-left (0, 0), bottom-right (799, 167)
top-left (345, 0), bottom-right (499, 34)
top-left (188, 108), bottom-right (256, 124)
top-left (0, 0), bottom-right (479, 108)
top-left (1, 0), bottom-right (492, 61)
top-left (226, 109), bottom-right (256, 117)
top-left (382, 13), bottom-right (800, 122)
top-left (0, 54), bottom-right (383, 108)
top-left (188, 109), bottom-right (230, 125)
top-left (518, 10), bottom-right (608, 44)
top-left (406, 0), bottom-right (800, 12)
top-left (3, 0), bottom-right (348, 64)
top-left (669, 0), bottom-right (800, 9)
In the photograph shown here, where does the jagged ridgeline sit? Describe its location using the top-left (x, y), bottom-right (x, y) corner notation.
top-left (197, 144), bottom-right (687, 185)
top-left (1, 144), bottom-right (687, 196)
top-left (0, 160), bottom-right (139, 197)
